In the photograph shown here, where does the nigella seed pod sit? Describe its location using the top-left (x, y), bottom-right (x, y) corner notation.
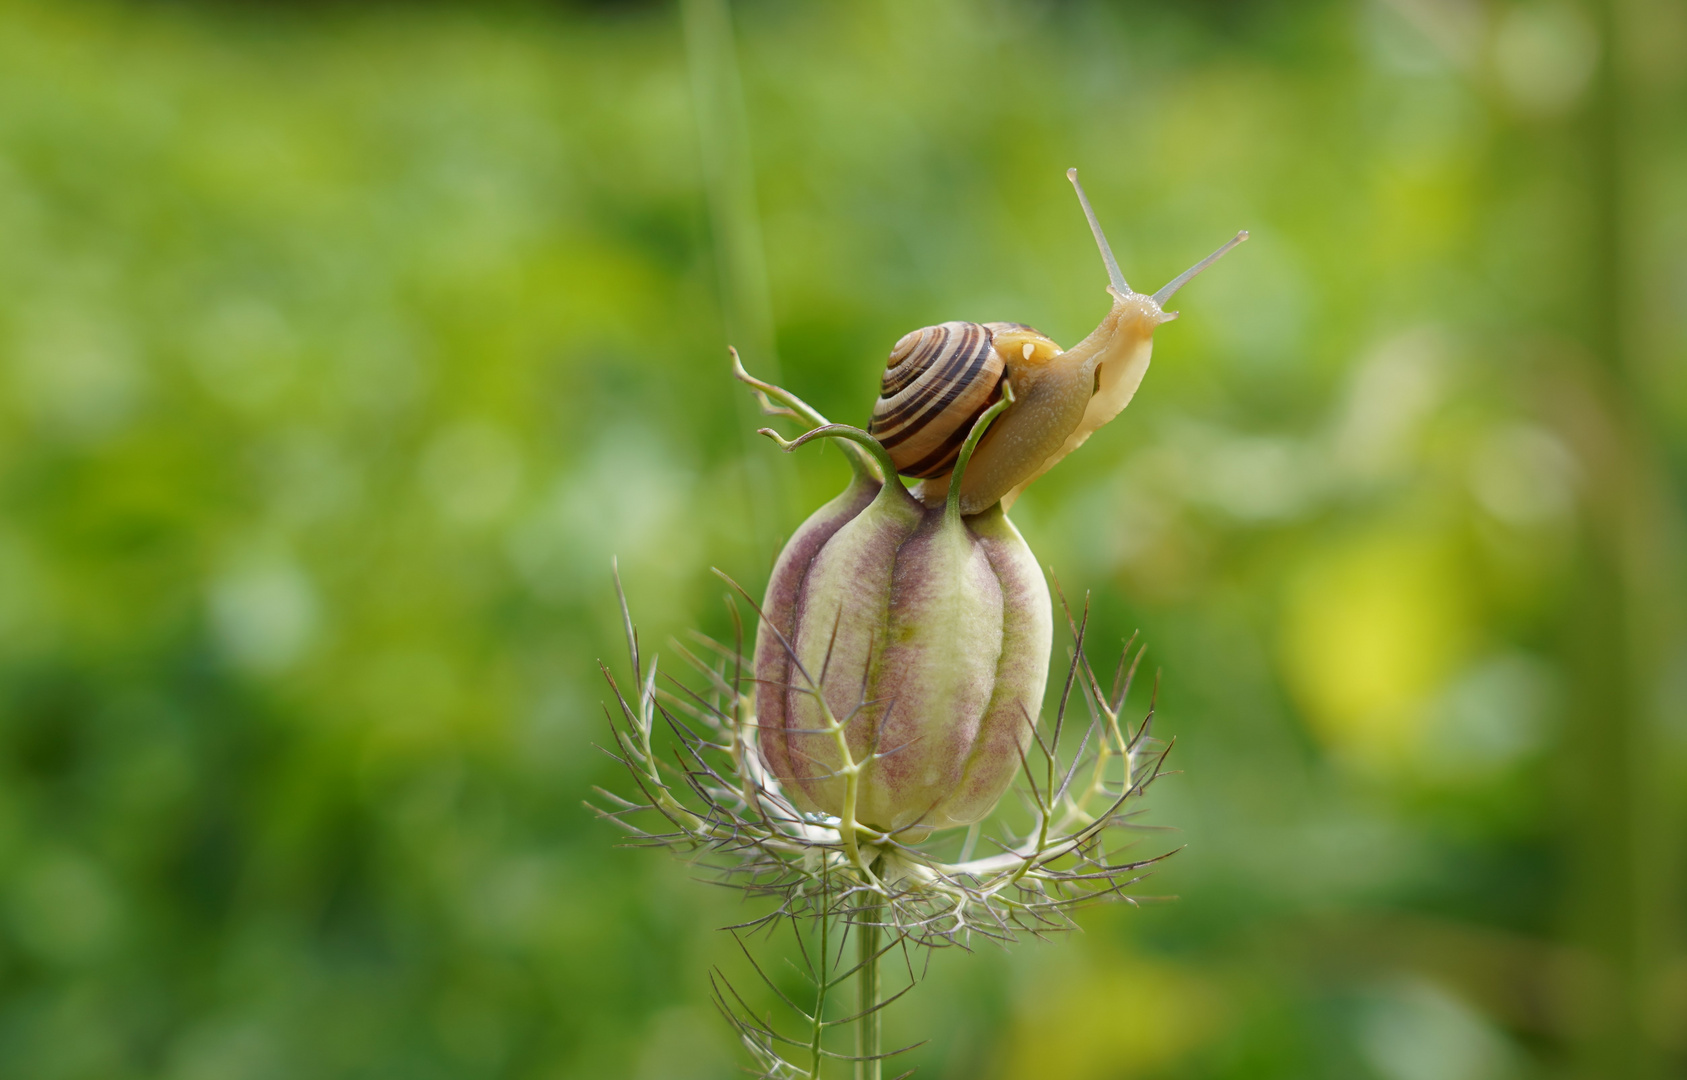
top-left (744, 169), bottom-right (1245, 839)
top-left (753, 399), bottom-right (1052, 837)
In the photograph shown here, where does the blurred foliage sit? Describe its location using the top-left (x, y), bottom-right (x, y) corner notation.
top-left (0, 0), bottom-right (1684, 1077)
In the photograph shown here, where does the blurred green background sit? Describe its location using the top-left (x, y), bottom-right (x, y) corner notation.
top-left (2, 0), bottom-right (1684, 1077)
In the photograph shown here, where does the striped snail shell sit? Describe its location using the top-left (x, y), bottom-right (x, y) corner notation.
top-left (868, 320), bottom-right (1060, 480)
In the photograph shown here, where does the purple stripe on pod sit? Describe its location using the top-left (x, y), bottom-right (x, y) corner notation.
top-left (752, 474), bottom-right (880, 798)
top-left (942, 504), bottom-right (1052, 827)
top-left (856, 506), bottom-right (1004, 833)
top-left (776, 478), bottom-right (924, 815)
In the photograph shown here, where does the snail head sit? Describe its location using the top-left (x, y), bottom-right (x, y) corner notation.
top-left (928, 170), bottom-right (1248, 514)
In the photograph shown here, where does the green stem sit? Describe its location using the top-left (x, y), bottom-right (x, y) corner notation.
top-left (855, 902), bottom-right (881, 1080)
top-left (681, 0), bottom-right (794, 560)
top-left (809, 911), bottom-right (829, 1079)
top-left (681, 0), bottom-right (776, 378)
top-left (1564, 1), bottom-right (1671, 1076)
top-left (945, 380), bottom-right (1015, 521)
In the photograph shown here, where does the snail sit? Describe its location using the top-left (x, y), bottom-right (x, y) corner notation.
top-left (869, 169), bottom-right (1247, 515)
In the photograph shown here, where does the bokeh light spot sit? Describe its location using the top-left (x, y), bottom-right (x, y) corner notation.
top-left (1282, 533), bottom-right (1473, 766)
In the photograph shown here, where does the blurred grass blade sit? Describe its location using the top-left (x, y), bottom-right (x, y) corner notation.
top-left (682, 0), bottom-right (794, 557)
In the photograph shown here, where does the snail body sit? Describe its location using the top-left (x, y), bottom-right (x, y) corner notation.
top-left (870, 170), bottom-right (1247, 516)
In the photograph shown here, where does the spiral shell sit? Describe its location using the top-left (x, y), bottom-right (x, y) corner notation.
top-left (870, 320), bottom-right (1059, 480)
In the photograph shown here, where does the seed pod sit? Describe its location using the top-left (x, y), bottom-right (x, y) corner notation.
top-left (753, 409), bottom-right (1052, 836)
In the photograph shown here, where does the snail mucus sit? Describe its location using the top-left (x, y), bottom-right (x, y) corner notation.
top-left (743, 170), bottom-right (1246, 837)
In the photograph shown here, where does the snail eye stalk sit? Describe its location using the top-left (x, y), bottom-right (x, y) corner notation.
top-left (1153, 230), bottom-right (1250, 307)
top-left (1067, 167), bottom-right (1130, 295)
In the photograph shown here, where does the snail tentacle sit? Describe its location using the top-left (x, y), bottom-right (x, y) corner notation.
top-left (1067, 168), bottom-right (1129, 295)
top-left (1151, 230), bottom-right (1250, 307)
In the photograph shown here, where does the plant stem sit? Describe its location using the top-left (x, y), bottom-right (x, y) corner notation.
top-left (855, 898), bottom-right (881, 1080)
top-left (680, 0), bottom-right (793, 559)
top-left (1562, 2), bottom-right (1677, 1077)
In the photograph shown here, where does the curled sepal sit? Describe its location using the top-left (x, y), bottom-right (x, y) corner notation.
top-left (758, 422), bottom-right (905, 496)
top-left (733, 348), bottom-right (883, 482)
